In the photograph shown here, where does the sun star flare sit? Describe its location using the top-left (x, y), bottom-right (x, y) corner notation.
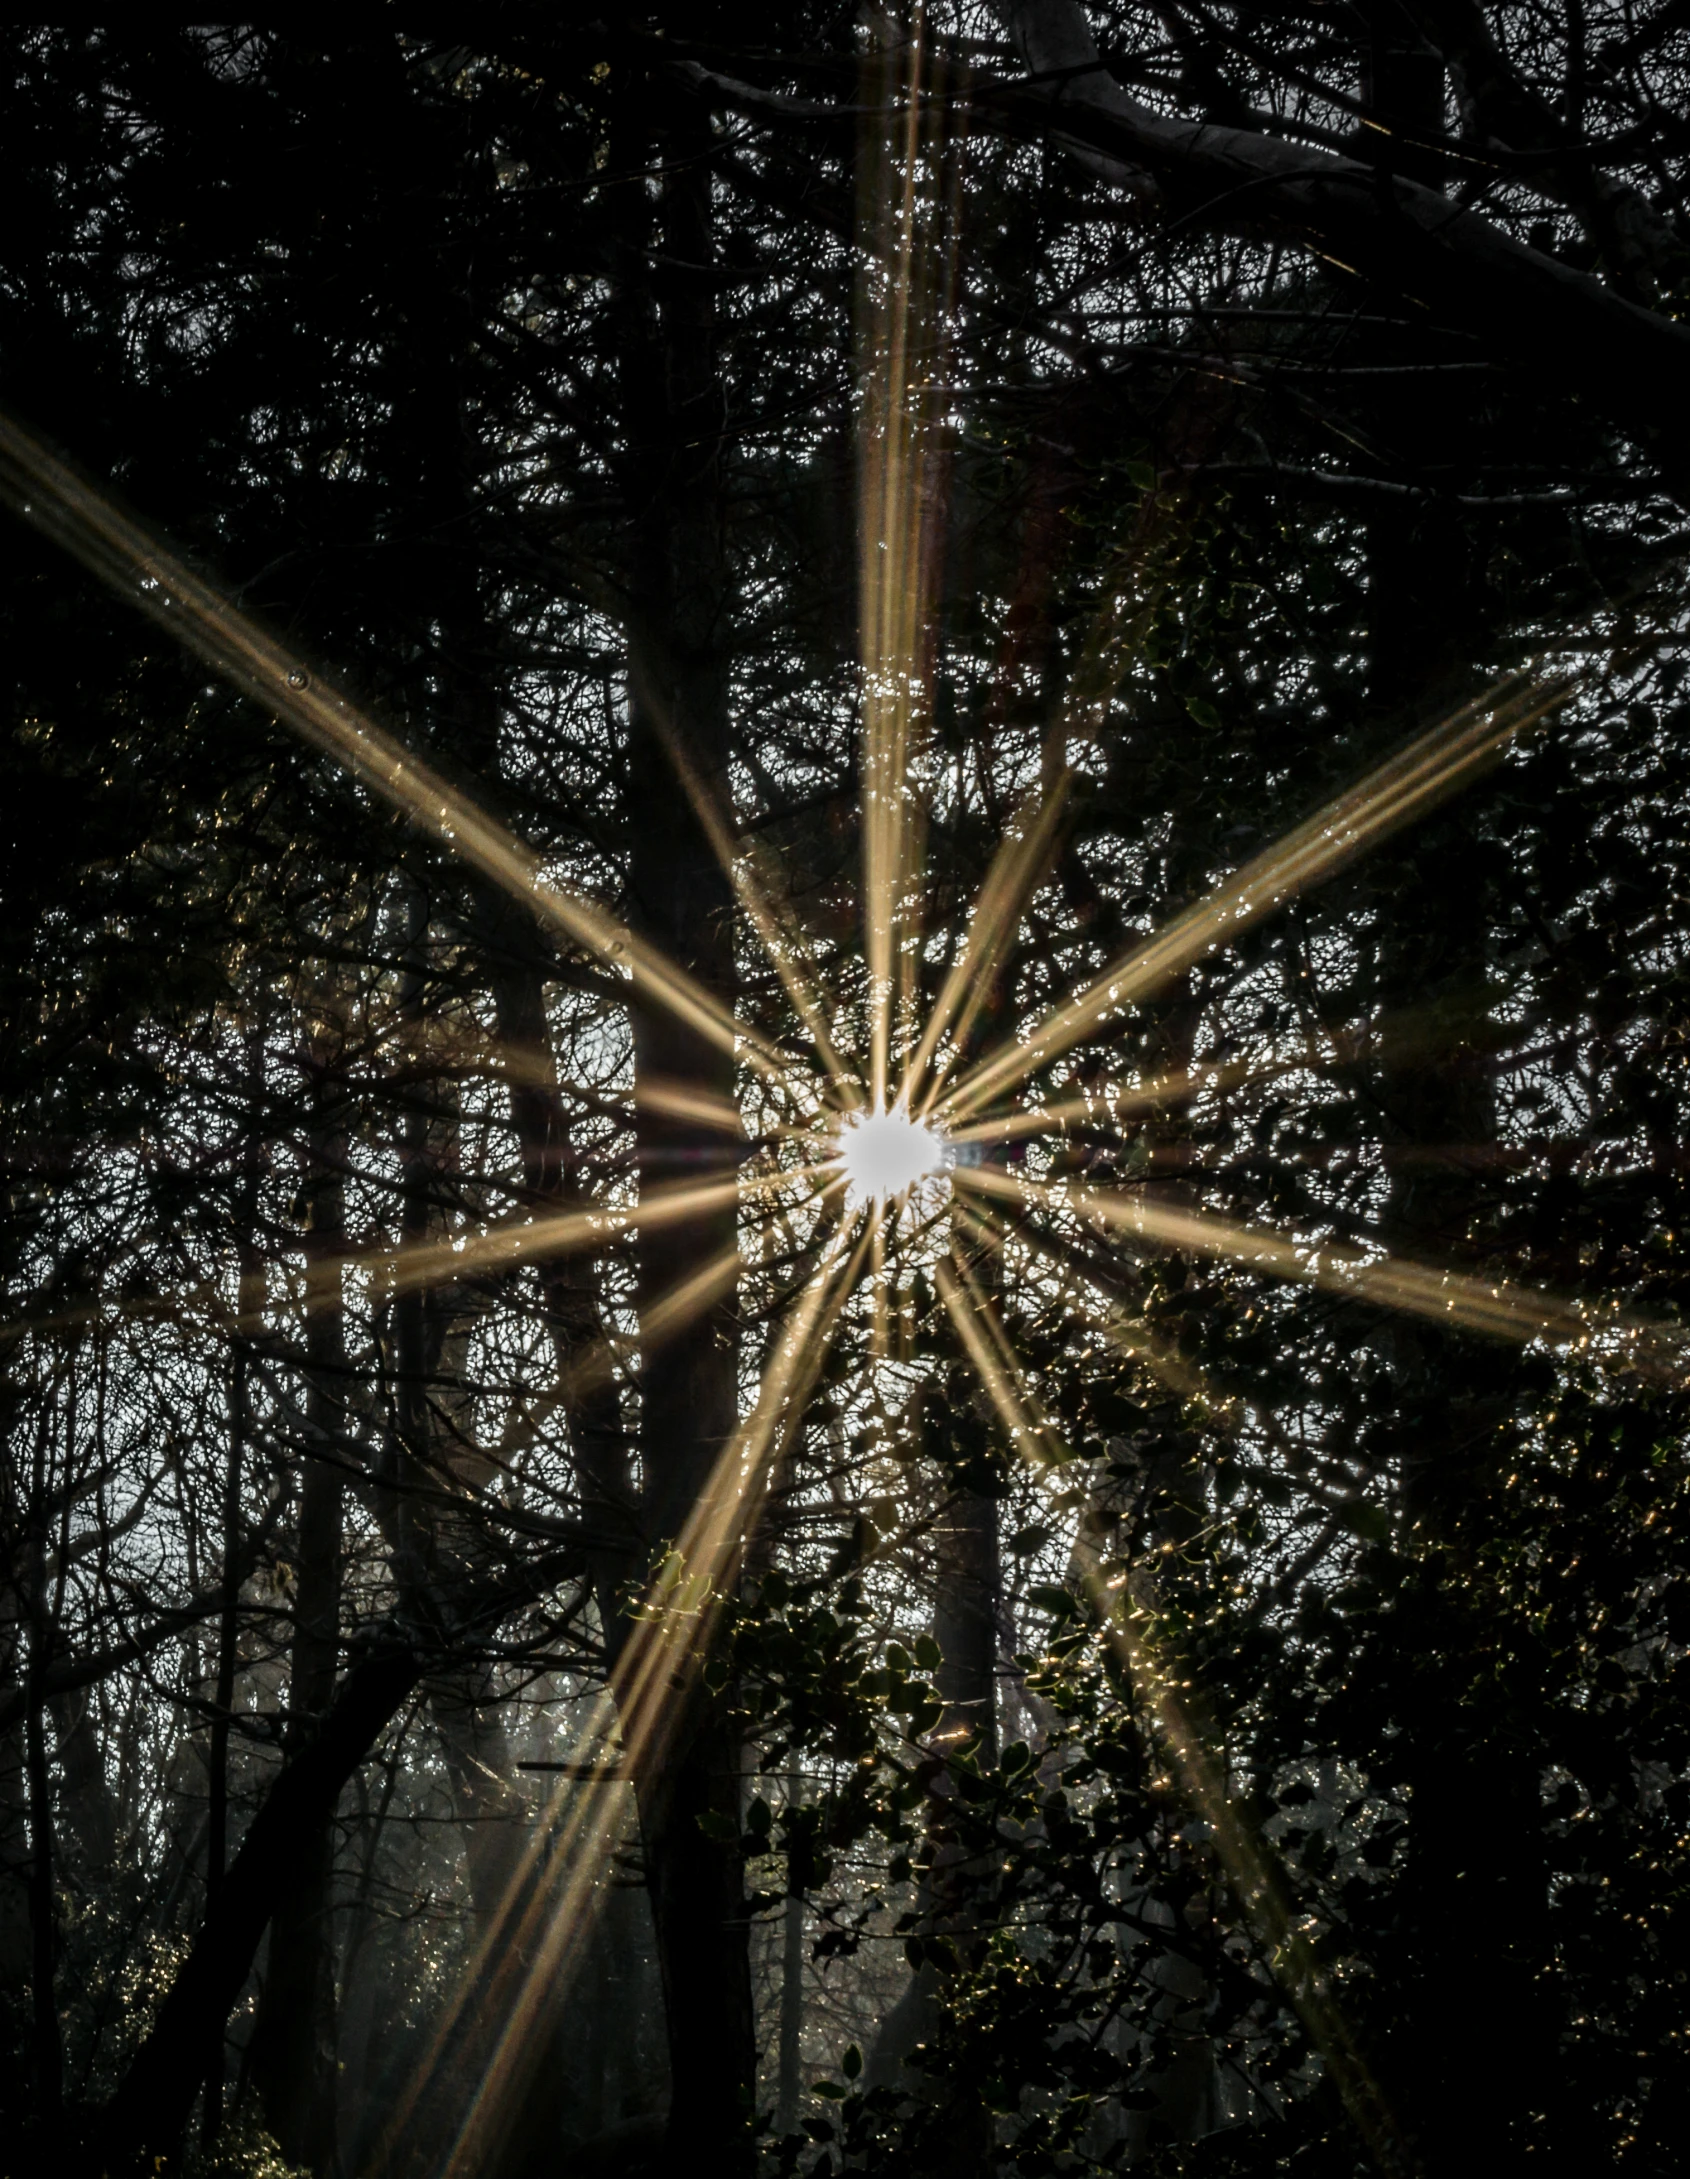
top-left (838, 1102), bottom-right (952, 1209)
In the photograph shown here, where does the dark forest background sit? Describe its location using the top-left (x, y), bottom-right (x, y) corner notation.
top-left (2, 7), bottom-right (1689, 2177)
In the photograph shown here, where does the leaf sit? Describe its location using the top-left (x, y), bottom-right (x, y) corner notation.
top-left (842, 2043), bottom-right (862, 2080)
top-left (695, 1810), bottom-right (738, 1843)
top-left (1337, 1500), bottom-right (1391, 1545)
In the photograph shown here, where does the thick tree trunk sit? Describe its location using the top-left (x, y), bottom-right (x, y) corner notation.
top-left (615, 73), bottom-right (755, 2174)
top-left (867, 1362), bottom-right (999, 2170)
top-left (1356, 33), bottom-right (1554, 2158)
top-left (92, 1638), bottom-right (423, 2177)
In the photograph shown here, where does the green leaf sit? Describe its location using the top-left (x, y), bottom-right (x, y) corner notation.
top-left (842, 2043), bottom-right (862, 2080)
top-left (696, 1810), bottom-right (738, 1843)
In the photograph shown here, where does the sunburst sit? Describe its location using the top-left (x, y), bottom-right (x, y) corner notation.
top-left (0, 14), bottom-right (1678, 2168)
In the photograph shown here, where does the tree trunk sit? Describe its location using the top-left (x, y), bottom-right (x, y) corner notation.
top-left (202, 1018), bottom-right (263, 2148)
top-left (1356, 30), bottom-right (1554, 2160)
top-left (247, 1053), bottom-right (347, 2174)
top-left (775, 1760), bottom-right (806, 2136)
top-left (93, 1637), bottom-right (423, 2177)
top-left (868, 1361), bottom-right (999, 2170)
top-left (24, 1388), bottom-right (63, 2124)
top-left (615, 69), bottom-right (755, 2174)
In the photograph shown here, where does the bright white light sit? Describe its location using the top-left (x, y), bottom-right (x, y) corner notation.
top-left (839, 1104), bottom-right (952, 1209)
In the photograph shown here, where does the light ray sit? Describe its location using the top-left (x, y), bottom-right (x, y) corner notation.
top-left (859, 3), bottom-right (957, 1105)
top-left (377, 1018), bottom-right (757, 1141)
top-left (934, 1256), bottom-right (1410, 2174)
top-left (900, 771), bottom-right (1071, 1115)
top-left (497, 1239), bottom-right (751, 1465)
top-left (945, 1041), bottom-right (1338, 1149)
top-left (429, 1204), bottom-right (867, 2179)
top-left (0, 408), bottom-right (804, 1094)
top-left (0, 1166), bottom-right (821, 1351)
top-left (646, 708), bottom-right (856, 1097)
top-left (954, 1162), bottom-right (1685, 1381)
top-left (939, 668), bottom-right (1577, 1127)
top-left (952, 1193), bottom-right (1243, 1427)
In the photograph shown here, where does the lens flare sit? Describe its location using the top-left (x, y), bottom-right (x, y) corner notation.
top-left (838, 1103), bottom-right (952, 1208)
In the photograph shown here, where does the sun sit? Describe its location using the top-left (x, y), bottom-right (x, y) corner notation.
top-left (837, 1102), bottom-right (953, 1210)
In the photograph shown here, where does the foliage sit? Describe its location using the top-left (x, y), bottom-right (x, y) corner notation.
top-left (1, 10), bottom-right (1688, 2179)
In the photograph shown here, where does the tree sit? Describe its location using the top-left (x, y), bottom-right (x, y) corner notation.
top-left (1, 10), bottom-right (1687, 2178)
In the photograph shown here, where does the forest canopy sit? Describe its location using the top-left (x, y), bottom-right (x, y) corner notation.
top-left (2, 8), bottom-right (1689, 2177)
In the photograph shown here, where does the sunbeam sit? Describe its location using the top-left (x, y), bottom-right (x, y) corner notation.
top-left (859, 1), bottom-right (958, 1107)
top-left (901, 771), bottom-right (1071, 1115)
top-left (952, 1192), bottom-right (1246, 1429)
top-left (0, 407), bottom-right (809, 1099)
top-left (424, 1204), bottom-right (869, 2179)
top-left (0, 1166), bottom-right (820, 1352)
top-left (953, 1162), bottom-right (1686, 1383)
top-left (646, 707), bottom-right (857, 1097)
top-left (935, 1254), bottom-right (1410, 2174)
top-left (939, 666), bottom-right (1577, 1127)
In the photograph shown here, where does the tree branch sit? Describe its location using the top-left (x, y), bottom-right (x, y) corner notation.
top-left (979, 0), bottom-right (1690, 500)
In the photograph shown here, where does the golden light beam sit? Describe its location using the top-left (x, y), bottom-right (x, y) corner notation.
top-left (429, 1202), bottom-right (868, 2179)
top-left (944, 992), bottom-right (1539, 1154)
top-left (1, 1166), bottom-right (821, 1352)
top-left (900, 770), bottom-right (1072, 1115)
top-left (0, 409), bottom-right (801, 1092)
top-left (952, 1193), bottom-right (1243, 1428)
top-left (954, 1162), bottom-right (1686, 1381)
top-left (900, 278), bottom-right (1254, 1125)
top-left (647, 710), bottom-right (856, 1099)
top-left (933, 1256), bottom-right (1412, 2176)
top-left (496, 1239), bottom-right (749, 1464)
top-left (938, 668), bottom-right (1577, 1127)
top-left (945, 1043), bottom-right (1336, 1150)
top-left (607, 1200), bottom-right (866, 1741)
top-left (860, 3), bottom-right (956, 1105)
top-left (376, 1013), bottom-right (754, 1141)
